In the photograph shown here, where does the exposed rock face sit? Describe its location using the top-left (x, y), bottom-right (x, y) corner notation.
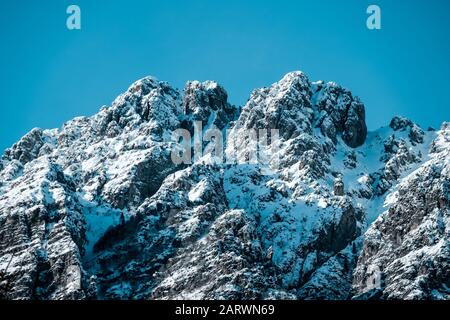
top-left (353, 123), bottom-right (450, 299)
top-left (232, 72), bottom-right (367, 148)
top-left (334, 177), bottom-right (345, 196)
top-left (234, 72), bottom-right (314, 141)
top-left (313, 81), bottom-right (367, 148)
top-left (3, 128), bottom-right (47, 165)
top-left (183, 81), bottom-right (238, 130)
top-left (0, 76), bottom-right (185, 299)
top-left (0, 160), bottom-right (86, 299)
top-left (0, 71), bottom-right (448, 300)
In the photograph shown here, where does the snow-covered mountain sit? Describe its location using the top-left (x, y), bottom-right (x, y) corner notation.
top-left (0, 71), bottom-right (448, 300)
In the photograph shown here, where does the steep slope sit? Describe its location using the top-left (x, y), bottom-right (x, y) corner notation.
top-left (353, 123), bottom-right (449, 299)
top-left (0, 71), bottom-right (448, 300)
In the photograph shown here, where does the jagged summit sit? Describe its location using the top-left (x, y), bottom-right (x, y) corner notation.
top-left (0, 71), bottom-right (448, 300)
top-left (231, 70), bottom-right (367, 147)
top-left (183, 79), bottom-right (238, 130)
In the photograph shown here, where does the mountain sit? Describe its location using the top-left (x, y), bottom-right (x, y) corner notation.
top-left (0, 71), bottom-right (448, 300)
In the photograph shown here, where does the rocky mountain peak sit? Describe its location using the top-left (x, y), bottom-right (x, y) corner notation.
top-left (3, 128), bottom-right (46, 165)
top-left (0, 71), bottom-right (448, 300)
top-left (234, 71), bottom-right (367, 148)
top-left (271, 71), bottom-right (311, 96)
top-left (104, 76), bottom-right (182, 136)
top-left (183, 80), bottom-right (237, 130)
top-left (312, 81), bottom-right (367, 148)
top-left (389, 116), bottom-right (424, 145)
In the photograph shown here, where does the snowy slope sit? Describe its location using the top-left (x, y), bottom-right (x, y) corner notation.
top-left (0, 71), bottom-right (448, 300)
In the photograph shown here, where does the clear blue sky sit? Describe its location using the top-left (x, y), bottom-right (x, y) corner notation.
top-left (1, 0), bottom-right (449, 153)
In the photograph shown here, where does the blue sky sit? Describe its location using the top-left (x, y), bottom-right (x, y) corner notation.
top-left (1, 0), bottom-right (449, 152)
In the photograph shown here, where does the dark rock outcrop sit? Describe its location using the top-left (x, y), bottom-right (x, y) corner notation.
top-left (0, 72), bottom-right (447, 300)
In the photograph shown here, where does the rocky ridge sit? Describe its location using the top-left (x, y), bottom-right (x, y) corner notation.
top-left (0, 71), bottom-right (448, 300)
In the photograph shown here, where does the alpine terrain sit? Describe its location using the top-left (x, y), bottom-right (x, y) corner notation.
top-left (0, 71), bottom-right (448, 300)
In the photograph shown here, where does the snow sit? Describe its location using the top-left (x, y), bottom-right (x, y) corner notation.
top-left (318, 198), bottom-right (328, 208)
top-left (83, 206), bottom-right (124, 258)
top-left (188, 179), bottom-right (207, 202)
top-left (204, 81), bottom-right (218, 91)
top-left (0, 70), bottom-right (447, 300)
